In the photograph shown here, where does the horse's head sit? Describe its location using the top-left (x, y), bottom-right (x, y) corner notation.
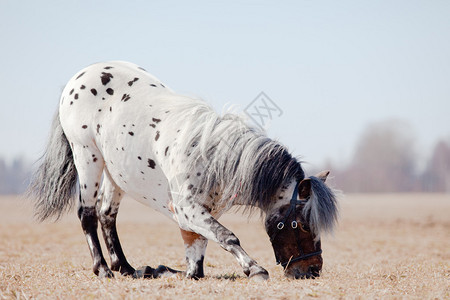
top-left (265, 171), bottom-right (338, 279)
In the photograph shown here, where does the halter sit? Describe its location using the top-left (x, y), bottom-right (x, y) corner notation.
top-left (272, 182), bottom-right (322, 268)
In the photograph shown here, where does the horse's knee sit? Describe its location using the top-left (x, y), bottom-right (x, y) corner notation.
top-left (217, 231), bottom-right (240, 251)
top-left (225, 234), bottom-right (240, 246)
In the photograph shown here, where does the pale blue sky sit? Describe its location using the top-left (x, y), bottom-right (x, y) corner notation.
top-left (1, 0), bottom-right (449, 170)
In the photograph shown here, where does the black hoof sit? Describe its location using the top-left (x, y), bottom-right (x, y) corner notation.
top-left (97, 267), bottom-right (114, 279)
top-left (133, 266), bottom-right (156, 279)
top-left (133, 265), bottom-right (181, 279)
top-left (245, 265), bottom-right (269, 281)
top-left (114, 265), bottom-right (135, 277)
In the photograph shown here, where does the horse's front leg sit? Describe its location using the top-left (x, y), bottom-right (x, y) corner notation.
top-left (180, 229), bottom-right (208, 279)
top-left (174, 202), bottom-right (269, 280)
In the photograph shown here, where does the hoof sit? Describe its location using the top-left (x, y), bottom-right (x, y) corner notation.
top-left (185, 272), bottom-right (204, 280)
top-left (155, 265), bottom-right (182, 278)
top-left (247, 265), bottom-right (269, 281)
top-left (133, 266), bottom-right (156, 279)
top-left (112, 263), bottom-right (135, 277)
top-left (249, 270), bottom-right (269, 281)
top-left (98, 267), bottom-right (114, 279)
top-left (133, 265), bottom-right (182, 279)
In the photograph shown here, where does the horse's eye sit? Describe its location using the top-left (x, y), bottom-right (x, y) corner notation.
top-left (299, 222), bottom-right (310, 233)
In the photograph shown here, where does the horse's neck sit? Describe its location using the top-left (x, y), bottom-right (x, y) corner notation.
top-left (231, 178), bottom-right (298, 213)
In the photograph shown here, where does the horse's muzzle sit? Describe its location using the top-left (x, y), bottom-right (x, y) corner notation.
top-left (285, 265), bottom-right (321, 279)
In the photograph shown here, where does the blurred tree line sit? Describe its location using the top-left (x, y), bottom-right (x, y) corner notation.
top-left (327, 120), bottom-right (450, 193)
top-left (1, 119), bottom-right (449, 194)
top-left (0, 157), bottom-right (31, 194)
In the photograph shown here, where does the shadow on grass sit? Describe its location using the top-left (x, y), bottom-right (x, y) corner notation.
top-left (214, 273), bottom-right (243, 281)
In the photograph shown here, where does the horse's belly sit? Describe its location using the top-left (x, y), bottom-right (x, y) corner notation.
top-left (102, 141), bottom-right (174, 219)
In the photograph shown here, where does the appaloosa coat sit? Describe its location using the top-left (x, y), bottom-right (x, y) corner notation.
top-left (29, 61), bottom-right (338, 280)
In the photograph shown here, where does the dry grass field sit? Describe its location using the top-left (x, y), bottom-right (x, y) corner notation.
top-left (0, 194), bottom-right (448, 299)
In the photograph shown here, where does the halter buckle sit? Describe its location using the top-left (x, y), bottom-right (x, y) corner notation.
top-left (277, 222), bottom-right (284, 230)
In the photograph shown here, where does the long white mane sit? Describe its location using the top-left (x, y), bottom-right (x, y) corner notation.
top-left (162, 95), bottom-right (304, 212)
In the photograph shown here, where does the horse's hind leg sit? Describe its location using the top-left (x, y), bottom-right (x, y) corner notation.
top-left (74, 146), bottom-right (113, 278)
top-left (180, 229), bottom-right (208, 279)
top-left (97, 170), bottom-right (135, 276)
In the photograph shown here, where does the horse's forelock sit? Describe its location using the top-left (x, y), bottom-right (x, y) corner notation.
top-left (302, 176), bottom-right (339, 237)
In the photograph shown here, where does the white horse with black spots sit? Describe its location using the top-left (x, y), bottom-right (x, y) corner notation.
top-left (28, 61), bottom-right (338, 280)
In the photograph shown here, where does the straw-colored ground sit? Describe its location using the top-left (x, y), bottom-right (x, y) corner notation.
top-left (0, 194), bottom-right (448, 299)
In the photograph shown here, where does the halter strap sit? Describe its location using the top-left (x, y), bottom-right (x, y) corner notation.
top-left (276, 189), bottom-right (309, 232)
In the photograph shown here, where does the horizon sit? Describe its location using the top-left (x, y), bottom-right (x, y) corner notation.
top-left (1, 1), bottom-right (449, 170)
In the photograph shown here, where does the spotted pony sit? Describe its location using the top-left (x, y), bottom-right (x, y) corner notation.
top-left (28, 61), bottom-right (338, 280)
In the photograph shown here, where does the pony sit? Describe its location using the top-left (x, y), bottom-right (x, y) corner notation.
top-left (28, 61), bottom-right (338, 280)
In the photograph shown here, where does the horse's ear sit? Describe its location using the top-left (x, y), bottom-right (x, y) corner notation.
top-left (315, 170), bottom-right (330, 182)
top-left (297, 178), bottom-right (311, 199)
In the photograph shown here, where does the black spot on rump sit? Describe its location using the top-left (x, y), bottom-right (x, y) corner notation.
top-left (152, 118), bottom-right (161, 123)
top-left (155, 131), bottom-right (160, 141)
top-left (74, 93), bottom-right (79, 100)
top-left (138, 156), bottom-right (142, 160)
top-left (80, 85), bottom-right (86, 89)
top-left (82, 125), bottom-right (88, 129)
top-left (165, 146), bottom-right (169, 156)
top-left (101, 72), bottom-right (113, 85)
top-left (147, 159), bottom-right (156, 169)
top-left (96, 124), bottom-right (101, 134)
top-left (121, 94), bottom-right (131, 102)
top-left (106, 88), bottom-right (114, 95)
top-left (128, 131), bottom-right (134, 136)
top-left (69, 89), bottom-right (74, 95)
top-left (128, 77), bottom-right (139, 86)
top-left (91, 88), bottom-right (97, 96)
top-left (150, 84), bottom-right (157, 87)
top-left (104, 66), bottom-right (114, 70)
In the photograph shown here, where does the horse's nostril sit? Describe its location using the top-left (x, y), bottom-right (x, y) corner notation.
top-left (308, 266), bottom-right (321, 278)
